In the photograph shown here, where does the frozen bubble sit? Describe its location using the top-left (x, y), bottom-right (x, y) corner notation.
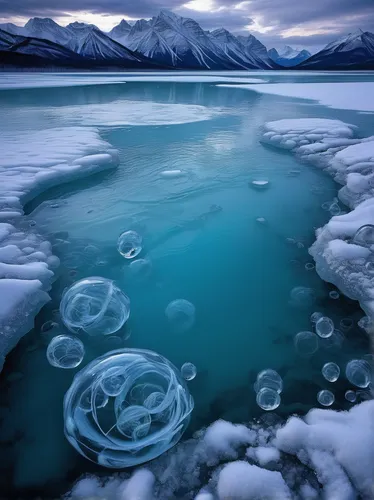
top-left (60, 277), bottom-right (130, 336)
top-left (165, 299), bottom-right (195, 333)
top-left (345, 390), bottom-right (357, 403)
top-left (321, 201), bottom-right (332, 211)
top-left (129, 258), bottom-right (152, 279)
top-left (294, 331), bottom-right (319, 357)
top-left (256, 388), bottom-right (281, 411)
top-left (305, 262), bottom-right (315, 271)
top-left (286, 238), bottom-right (296, 245)
top-left (310, 312), bottom-right (323, 324)
top-left (340, 318), bottom-right (353, 332)
top-left (352, 224), bottom-right (374, 248)
top-left (317, 390), bottom-right (335, 407)
top-left (254, 369), bottom-right (283, 394)
top-left (329, 290), bottom-right (340, 300)
top-left (345, 359), bottom-right (371, 388)
top-left (289, 286), bottom-right (316, 309)
top-left (296, 242), bottom-right (305, 249)
top-left (250, 179), bottom-right (270, 190)
top-left (84, 244), bottom-right (99, 257)
top-left (46, 335), bottom-right (84, 369)
top-left (315, 317), bottom-right (334, 338)
top-left (322, 362), bottom-right (340, 382)
top-left (63, 348), bottom-right (193, 468)
top-left (117, 230), bottom-right (143, 259)
top-left (329, 202), bottom-right (341, 216)
top-left (358, 316), bottom-right (372, 333)
top-left (41, 320), bottom-right (59, 333)
top-left (181, 362), bottom-right (197, 381)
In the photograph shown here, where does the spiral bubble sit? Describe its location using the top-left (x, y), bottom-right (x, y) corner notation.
top-left (46, 335), bottom-right (84, 369)
top-left (322, 362), bottom-right (340, 382)
top-left (317, 390), bottom-right (335, 407)
top-left (60, 277), bottom-right (130, 336)
top-left (315, 317), bottom-right (334, 338)
top-left (345, 359), bottom-right (372, 388)
top-left (254, 369), bottom-right (283, 394)
top-left (165, 299), bottom-right (196, 333)
top-left (352, 224), bottom-right (374, 248)
top-left (117, 231), bottom-right (142, 259)
top-left (294, 331), bottom-right (319, 357)
top-left (181, 362), bottom-right (197, 381)
top-left (256, 388), bottom-right (280, 411)
top-left (289, 287), bottom-right (315, 309)
top-left (63, 348), bottom-right (194, 468)
top-left (345, 390), bottom-right (357, 403)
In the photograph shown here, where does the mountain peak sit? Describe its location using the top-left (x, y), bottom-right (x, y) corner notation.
top-left (25, 17), bottom-right (57, 28)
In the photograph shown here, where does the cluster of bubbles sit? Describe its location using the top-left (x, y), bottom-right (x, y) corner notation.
top-left (254, 369), bottom-right (283, 411)
top-left (63, 349), bottom-right (194, 468)
top-left (43, 227), bottom-right (198, 468)
top-left (352, 225), bottom-right (374, 277)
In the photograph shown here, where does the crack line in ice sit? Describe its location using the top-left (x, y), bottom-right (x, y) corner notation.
top-left (0, 127), bottom-right (119, 369)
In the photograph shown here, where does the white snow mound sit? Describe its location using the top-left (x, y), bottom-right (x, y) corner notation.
top-left (0, 127), bottom-right (119, 367)
top-left (262, 118), bottom-right (374, 318)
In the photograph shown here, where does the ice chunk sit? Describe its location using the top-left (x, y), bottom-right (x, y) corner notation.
top-left (203, 420), bottom-right (256, 460)
top-left (217, 461), bottom-right (291, 500)
top-left (251, 446), bottom-right (280, 466)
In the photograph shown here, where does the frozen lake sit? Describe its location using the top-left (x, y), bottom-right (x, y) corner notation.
top-left (0, 71), bottom-right (373, 497)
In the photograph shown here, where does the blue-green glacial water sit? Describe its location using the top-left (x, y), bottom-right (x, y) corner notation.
top-left (0, 72), bottom-right (373, 496)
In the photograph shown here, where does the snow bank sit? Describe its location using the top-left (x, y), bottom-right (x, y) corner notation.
top-left (47, 100), bottom-right (226, 126)
top-left (0, 127), bottom-right (119, 367)
top-left (261, 118), bottom-right (374, 319)
top-left (64, 400), bottom-right (374, 499)
top-left (217, 82), bottom-right (374, 112)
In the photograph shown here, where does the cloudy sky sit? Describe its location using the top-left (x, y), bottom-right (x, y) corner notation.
top-left (0, 0), bottom-right (373, 51)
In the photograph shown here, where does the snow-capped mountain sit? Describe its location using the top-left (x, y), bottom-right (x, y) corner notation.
top-left (0, 22), bottom-right (21, 35)
top-left (237, 34), bottom-right (275, 69)
top-left (108, 19), bottom-right (132, 45)
top-left (113, 10), bottom-right (273, 70)
top-left (268, 46), bottom-right (311, 67)
top-left (22, 17), bottom-right (72, 45)
top-left (298, 30), bottom-right (374, 69)
top-left (210, 28), bottom-right (274, 69)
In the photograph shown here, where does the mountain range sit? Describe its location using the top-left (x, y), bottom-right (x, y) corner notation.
top-left (0, 11), bottom-right (373, 70)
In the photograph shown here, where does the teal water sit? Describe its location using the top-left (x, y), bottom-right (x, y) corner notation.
top-left (0, 72), bottom-right (373, 496)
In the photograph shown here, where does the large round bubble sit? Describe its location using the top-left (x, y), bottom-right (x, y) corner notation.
top-left (289, 287), bottom-right (315, 309)
top-left (315, 317), bottom-right (334, 338)
top-left (294, 331), bottom-right (319, 357)
top-left (317, 390), bottom-right (335, 407)
top-left (63, 348), bottom-right (194, 468)
top-left (46, 335), bottom-right (84, 369)
top-left (165, 299), bottom-right (196, 333)
top-left (345, 359), bottom-right (371, 388)
top-left (60, 277), bottom-right (130, 336)
top-left (117, 231), bottom-right (142, 259)
top-left (254, 369), bottom-right (283, 394)
top-left (322, 362), bottom-right (340, 382)
top-left (352, 224), bottom-right (374, 248)
top-left (256, 388), bottom-right (280, 411)
top-left (181, 362), bottom-right (197, 381)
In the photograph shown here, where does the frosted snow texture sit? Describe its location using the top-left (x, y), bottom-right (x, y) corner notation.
top-left (60, 277), bottom-right (130, 336)
top-left (63, 348), bottom-right (194, 468)
top-left (65, 400), bottom-right (374, 499)
top-left (0, 128), bottom-right (119, 369)
top-left (261, 118), bottom-right (374, 318)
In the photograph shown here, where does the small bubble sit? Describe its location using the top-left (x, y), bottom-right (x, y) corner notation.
top-left (345, 390), bottom-right (356, 403)
top-left (317, 390), bottom-right (335, 407)
top-left (340, 318), bottom-right (353, 332)
top-left (46, 335), bottom-right (84, 369)
top-left (256, 388), bottom-right (281, 411)
top-left (322, 362), bottom-right (340, 382)
top-left (181, 362), bottom-right (197, 381)
top-left (117, 230), bottom-right (142, 259)
top-left (315, 317), bottom-right (334, 338)
top-left (294, 331), bottom-right (319, 357)
top-left (305, 263), bottom-right (315, 271)
top-left (329, 290), bottom-right (340, 300)
top-left (345, 359), bottom-right (371, 388)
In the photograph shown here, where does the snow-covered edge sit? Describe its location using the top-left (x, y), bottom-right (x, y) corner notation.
top-left (0, 127), bottom-right (119, 369)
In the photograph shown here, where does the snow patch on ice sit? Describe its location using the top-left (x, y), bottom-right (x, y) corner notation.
top-left (261, 118), bottom-right (374, 318)
top-left (0, 127), bottom-right (119, 366)
top-left (217, 82), bottom-right (374, 112)
top-left (64, 401), bottom-right (374, 499)
top-left (46, 100), bottom-right (227, 126)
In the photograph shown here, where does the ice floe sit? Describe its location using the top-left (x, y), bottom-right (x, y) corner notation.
top-left (65, 400), bottom-right (374, 499)
top-left (46, 100), bottom-right (226, 126)
top-left (261, 118), bottom-right (374, 318)
top-left (0, 127), bottom-right (119, 367)
top-left (217, 82), bottom-right (374, 112)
